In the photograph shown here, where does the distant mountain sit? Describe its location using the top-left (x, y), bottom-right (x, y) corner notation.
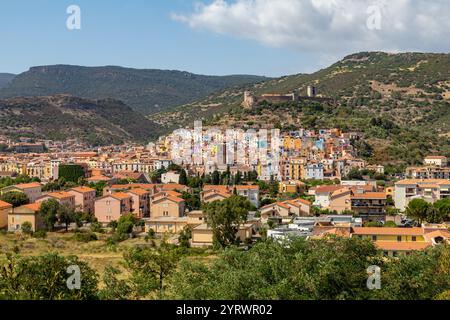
top-left (0, 65), bottom-right (268, 114)
top-left (0, 95), bottom-right (163, 146)
top-left (151, 52), bottom-right (450, 165)
top-left (0, 73), bottom-right (15, 89)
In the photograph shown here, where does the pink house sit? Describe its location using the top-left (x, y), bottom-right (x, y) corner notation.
top-left (68, 186), bottom-right (96, 215)
top-left (94, 192), bottom-right (132, 224)
top-left (126, 188), bottom-right (150, 219)
top-left (36, 191), bottom-right (75, 210)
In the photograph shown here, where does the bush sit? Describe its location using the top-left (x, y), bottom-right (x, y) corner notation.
top-left (90, 221), bottom-right (104, 233)
top-left (21, 222), bottom-right (33, 235)
top-left (73, 231), bottom-right (98, 243)
top-left (33, 230), bottom-right (47, 239)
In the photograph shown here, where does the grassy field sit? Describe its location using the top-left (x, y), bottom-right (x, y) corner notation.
top-left (0, 231), bottom-right (150, 275)
top-left (0, 230), bottom-right (215, 285)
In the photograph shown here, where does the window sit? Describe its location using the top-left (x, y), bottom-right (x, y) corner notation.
top-left (397, 236), bottom-right (402, 242)
top-left (372, 235), bottom-right (377, 241)
top-left (412, 236), bottom-right (416, 242)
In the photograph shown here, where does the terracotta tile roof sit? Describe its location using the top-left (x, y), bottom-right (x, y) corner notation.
top-left (23, 203), bottom-right (41, 212)
top-left (14, 182), bottom-right (42, 189)
top-left (396, 179), bottom-right (450, 185)
top-left (285, 198), bottom-right (312, 206)
top-left (351, 192), bottom-right (387, 200)
top-left (353, 227), bottom-right (424, 236)
top-left (111, 183), bottom-right (157, 190)
top-left (424, 229), bottom-right (450, 241)
top-left (87, 175), bottom-right (111, 182)
top-left (0, 200), bottom-right (12, 209)
top-left (374, 241), bottom-right (431, 251)
top-left (70, 186), bottom-right (96, 194)
top-left (127, 188), bottom-right (149, 196)
top-left (235, 185), bottom-right (259, 190)
top-left (47, 191), bottom-right (74, 199)
top-left (161, 183), bottom-right (186, 191)
top-left (153, 195), bottom-right (185, 204)
top-left (203, 185), bottom-right (231, 193)
top-left (424, 156), bottom-right (447, 160)
top-left (111, 192), bottom-right (132, 200)
top-left (315, 185), bottom-right (343, 194)
top-left (203, 191), bottom-right (231, 200)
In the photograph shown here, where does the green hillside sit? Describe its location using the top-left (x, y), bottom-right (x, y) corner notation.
top-left (0, 65), bottom-right (268, 114)
top-left (0, 95), bottom-right (163, 146)
top-left (151, 52), bottom-right (450, 165)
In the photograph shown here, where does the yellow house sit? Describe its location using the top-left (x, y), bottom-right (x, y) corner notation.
top-left (145, 216), bottom-right (188, 234)
top-left (0, 200), bottom-right (13, 229)
top-left (191, 223), bottom-right (254, 247)
top-left (352, 227), bottom-right (429, 257)
top-left (151, 195), bottom-right (185, 218)
top-left (8, 203), bottom-right (44, 232)
top-left (279, 180), bottom-right (305, 194)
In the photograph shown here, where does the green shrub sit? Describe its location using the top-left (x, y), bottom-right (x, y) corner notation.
top-left (73, 231), bottom-right (98, 243)
top-left (33, 230), bottom-right (47, 239)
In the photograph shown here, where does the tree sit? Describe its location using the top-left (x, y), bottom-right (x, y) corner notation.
top-left (0, 252), bottom-right (98, 300)
top-left (383, 221), bottom-right (397, 228)
top-left (39, 199), bottom-right (60, 231)
top-left (167, 236), bottom-right (379, 300)
top-left (433, 199), bottom-right (450, 222)
top-left (58, 164), bottom-right (85, 183)
top-left (58, 204), bottom-right (76, 232)
top-left (114, 240), bottom-right (180, 298)
top-left (405, 199), bottom-right (430, 224)
top-left (234, 171), bottom-right (242, 185)
top-left (203, 195), bottom-right (252, 249)
top-left (0, 192), bottom-right (29, 208)
top-left (21, 221), bottom-right (33, 235)
top-left (179, 226), bottom-right (192, 249)
top-left (212, 170), bottom-right (220, 185)
top-left (179, 169), bottom-right (188, 186)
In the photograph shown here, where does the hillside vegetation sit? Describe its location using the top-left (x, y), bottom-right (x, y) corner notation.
top-left (0, 73), bottom-right (15, 89)
top-left (0, 65), bottom-right (268, 114)
top-left (0, 95), bottom-right (163, 146)
top-left (151, 52), bottom-right (450, 165)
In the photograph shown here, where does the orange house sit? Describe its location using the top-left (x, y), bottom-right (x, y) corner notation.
top-left (0, 200), bottom-right (13, 229)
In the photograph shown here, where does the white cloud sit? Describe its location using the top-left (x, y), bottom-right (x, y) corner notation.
top-left (172, 0), bottom-right (450, 59)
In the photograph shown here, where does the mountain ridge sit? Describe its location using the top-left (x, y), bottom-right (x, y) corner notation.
top-left (0, 65), bottom-right (268, 115)
top-left (0, 95), bottom-right (163, 146)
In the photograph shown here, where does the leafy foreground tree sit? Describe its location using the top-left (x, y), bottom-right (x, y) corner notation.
top-left (203, 195), bottom-right (252, 249)
top-left (39, 199), bottom-right (60, 231)
top-left (0, 253), bottom-right (98, 300)
top-left (166, 237), bottom-right (450, 300)
top-left (0, 191), bottom-right (29, 208)
top-left (100, 240), bottom-right (181, 299)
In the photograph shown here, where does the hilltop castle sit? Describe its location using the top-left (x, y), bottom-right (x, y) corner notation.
top-left (242, 86), bottom-right (334, 109)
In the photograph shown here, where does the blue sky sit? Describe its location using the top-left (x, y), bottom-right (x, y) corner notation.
top-left (0, 0), bottom-right (311, 76)
top-left (0, 0), bottom-right (448, 76)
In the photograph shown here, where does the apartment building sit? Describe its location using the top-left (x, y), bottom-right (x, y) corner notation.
top-left (405, 166), bottom-right (450, 180)
top-left (0, 182), bottom-right (43, 203)
top-left (394, 179), bottom-right (450, 211)
top-left (126, 188), bottom-right (150, 218)
top-left (36, 191), bottom-right (76, 210)
top-left (68, 186), bottom-right (96, 214)
top-left (8, 203), bottom-right (44, 232)
top-left (350, 191), bottom-right (387, 219)
top-left (95, 193), bottom-right (132, 224)
top-left (352, 227), bottom-right (450, 257)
